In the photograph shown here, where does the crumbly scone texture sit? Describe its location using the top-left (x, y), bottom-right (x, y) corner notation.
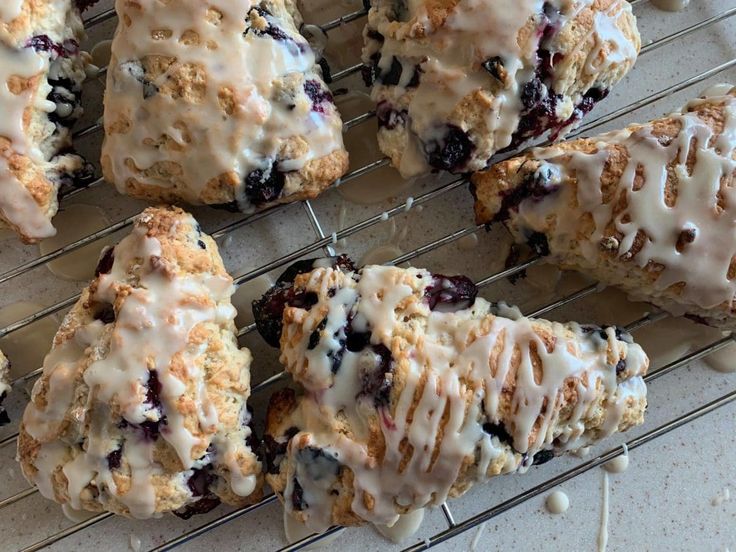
top-left (0, 350), bottom-right (10, 426)
top-left (0, 0), bottom-right (90, 243)
top-left (18, 206), bottom-right (262, 518)
top-left (362, 0), bottom-right (640, 177)
top-left (102, 0), bottom-right (348, 213)
top-left (265, 264), bottom-right (648, 530)
top-left (472, 87), bottom-right (736, 329)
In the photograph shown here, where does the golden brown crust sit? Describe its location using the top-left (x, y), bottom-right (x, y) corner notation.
top-left (0, 0), bottom-right (89, 243)
top-left (471, 88), bottom-right (736, 328)
top-left (18, 206), bottom-right (262, 517)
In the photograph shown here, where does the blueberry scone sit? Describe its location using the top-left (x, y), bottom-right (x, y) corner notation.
top-left (362, 0), bottom-right (640, 177)
top-left (256, 259), bottom-right (648, 530)
top-left (0, 0), bottom-right (92, 243)
top-left (101, 0), bottom-right (349, 213)
top-left (0, 350), bottom-right (10, 426)
top-left (471, 86), bottom-right (736, 329)
top-left (18, 206), bottom-right (262, 519)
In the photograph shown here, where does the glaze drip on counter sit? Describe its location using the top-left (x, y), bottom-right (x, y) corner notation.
top-left (263, 263), bottom-right (648, 531)
top-left (472, 87), bottom-right (736, 329)
top-left (102, 0), bottom-right (347, 212)
top-left (362, 0), bottom-right (640, 176)
top-left (18, 207), bottom-right (261, 518)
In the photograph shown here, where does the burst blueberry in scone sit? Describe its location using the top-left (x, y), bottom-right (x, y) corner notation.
top-left (362, 0), bottom-right (640, 177)
top-left (255, 260), bottom-right (648, 530)
top-left (17, 206), bottom-right (262, 518)
top-left (0, 350), bottom-right (10, 427)
top-left (471, 86), bottom-right (736, 330)
top-left (101, 0), bottom-right (349, 213)
top-left (0, 0), bottom-right (94, 243)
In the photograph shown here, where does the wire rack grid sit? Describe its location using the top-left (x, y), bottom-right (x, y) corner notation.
top-left (1, 1), bottom-right (736, 551)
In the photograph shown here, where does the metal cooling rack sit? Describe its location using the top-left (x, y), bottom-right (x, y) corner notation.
top-left (1, 1), bottom-right (736, 550)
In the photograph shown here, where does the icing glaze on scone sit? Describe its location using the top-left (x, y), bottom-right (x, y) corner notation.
top-left (18, 206), bottom-right (261, 518)
top-left (0, 0), bottom-right (92, 243)
top-left (362, 0), bottom-right (640, 176)
top-left (102, 0), bottom-right (348, 212)
top-left (472, 87), bottom-right (736, 328)
top-left (262, 263), bottom-right (648, 530)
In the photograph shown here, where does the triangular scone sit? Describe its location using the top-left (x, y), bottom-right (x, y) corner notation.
top-left (362, 0), bottom-right (639, 177)
top-left (258, 261), bottom-right (648, 531)
top-left (0, 350), bottom-right (9, 426)
top-left (0, 0), bottom-right (92, 243)
top-left (472, 86), bottom-right (736, 329)
top-left (102, 0), bottom-right (349, 212)
top-left (18, 206), bottom-right (262, 519)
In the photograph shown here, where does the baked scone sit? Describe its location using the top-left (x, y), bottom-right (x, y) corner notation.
top-left (362, 0), bottom-right (640, 177)
top-left (18, 206), bottom-right (262, 519)
top-left (101, 0), bottom-right (349, 212)
top-left (0, 0), bottom-right (92, 243)
top-left (257, 260), bottom-right (648, 530)
top-left (471, 86), bottom-right (736, 329)
top-left (0, 350), bottom-right (10, 426)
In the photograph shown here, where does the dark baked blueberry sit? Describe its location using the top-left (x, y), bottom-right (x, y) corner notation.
top-left (296, 446), bottom-right (340, 481)
top-left (146, 370), bottom-right (163, 410)
top-left (253, 256), bottom-right (356, 347)
top-left (94, 247), bottom-right (115, 276)
top-left (92, 302), bottom-right (115, 324)
top-left (532, 449), bottom-right (555, 466)
top-left (481, 56), bottom-right (505, 81)
top-left (574, 87), bottom-right (609, 119)
top-left (187, 468), bottom-right (214, 497)
top-left (329, 344), bottom-right (346, 374)
top-left (107, 447), bottom-right (122, 470)
top-left (365, 29), bottom-right (385, 42)
top-left (527, 231), bottom-right (550, 257)
top-left (317, 58), bottom-right (332, 83)
top-left (346, 329), bottom-right (371, 353)
top-left (291, 478), bottom-right (307, 510)
top-left (75, 0), bottom-right (101, 11)
top-left (244, 162), bottom-right (284, 205)
top-left (376, 101), bottom-right (407, 130)
top-left (119, 61), bottom-right (158, 99)
top-left (425, 274), bottom-right (478, 312)
top-left (615, 358), bottom-right (627, 375)
top-left (358, 343), bottom-right (393, 408)
top-left (494, 167), bottom-right (560, 222)
top-left (197, 240), bottom-right (206, 250)
top-left (308, 318), bottom-right (327, 350)
top-left (0, 391), bottom-right (10, 427)
top-left (26, 35), bottom-right (64, 57)
top-left (174, 496), bottom-right (221, 519)
top-left (304, 80), bottom-right (334, 114)
top-left (482, 421), bottom-right (514, 446)
top-left (72, 162), bottom-right (97, 188)
top-left (425, 125), bottom-right (474, 173)
top-left (521, 78), bottom-right (546, 109)
top-left (264, 426), bottom-right (299, 474)
top-left (137, 418), bottom-right (165, 441)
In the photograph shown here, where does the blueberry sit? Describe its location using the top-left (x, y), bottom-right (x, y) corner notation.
top-left (532, 449), bottom-right (555, 465)
top-left (296, 446), bottom-right (340, 481)
top-left (291, 478), bottom-right (307, 511)
top-left (264, 426), bottom-right (299, 474)
top-left (375, 101), bottom-right (407, 130)
top-left (107, 447), bottom-right (122, 470)
top-left (119, 61), bottom-right (158, 99)
top-left (0, 393), bottom-right (9, 427)
top-left (527, 232), bottom-right (550, 257)
top-left (482, 421), bottom-right (514, 446)
top-left (303, 80), bottom-right (334, 114)
top-left (187, 468), bottom-right (214, 497)
top-left (358, 344), bottom-right (393, 408)
top-left (615, 358), bottom-right (627, 375)
top-left (425, 125), bottom-right (474, 172)
top-left (244, 162), bottom-right (285, 205)
top-left (308, 318), bottom-right (327, 350)
top-left (26, 35), bottom-right (64, 57)
top-left (92, 302), bottom-right (115, 324)
top-left (72, 162), bottom-right (97, 188)
top-left (424, 274), bottom-right (478, 312)
top-left (145, 370), bottom-right (162, 410)
top-left (481, 56), bottom-right (504, 81)
top-left (197, 240), bottom-right (206, 250)
top-left (494, 168), bottom-right (560, 222)
top-left (317, 58), bottom-right (333, 83)
top-left (94, 247), bottom-right (115, 276)
top-left (173, 496), bottom-right (221, 519)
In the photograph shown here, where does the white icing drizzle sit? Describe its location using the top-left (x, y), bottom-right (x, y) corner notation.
top-left (103, 0), bottom-right (344, 210)
top-left (598, 471), bottom-right (609, 551)
top-left (0, 41), bottom-right (56, 239)
top-left (545, 489), bottom-right (570, 514)
top-left (364, 0), bottom-right (637, 176)
top-left (374, 508), bottom-right (425, 543)
top-left (0, 0), bottom-right (23, 22)
top-left (512, 90), bottom-right (736, 316)
top-left (278, 265), bottom-right (648, 530)
top-left (22, 211), bottom-right (257, 517)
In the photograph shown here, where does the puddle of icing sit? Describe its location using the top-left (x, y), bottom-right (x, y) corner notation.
top-left (374, 508), bottom-right (425, 544)
top-left (651, 0), bottom-right (690, 11)
top-left (634, 316), bottom-right (721, 369)
top-left (545, 490), bottom-right (570, 514)
top-left (283, 511), bottom-right (344, 549)
top-left (39, 204), bottom-right (115, 281)
top-left (0, 301), bottom-right (58, 379)
top-left (336, 92), bottom-right (416, 205)
top-left (232, 274), bottom-right (276, 328)
top-left (458, 232), bottom-right (479, 251)
top-left (90, 39), bottom-right (113, 69)
top-left (704, 341), bottom-right (736, 373)
top-left (603, 444), bottom-right (629, 474)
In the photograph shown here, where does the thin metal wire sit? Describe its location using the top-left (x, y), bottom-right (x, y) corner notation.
top-left (303, 200), bottom-right (337, 257)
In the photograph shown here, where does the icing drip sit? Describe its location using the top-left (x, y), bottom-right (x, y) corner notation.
top-left (0, 42), bottom-right (55, 239)
top-left (22, 211), bottom-right (257, 517)
top-left (275, 264), bottom-right (648, 530)
top-left (103, 0), bottom-right (345, 210)
top-left (515, 91), bottom-right (736, 313)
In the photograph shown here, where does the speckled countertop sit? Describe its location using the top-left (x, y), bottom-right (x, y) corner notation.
top-left (1, 1), bottom-right (735, 550)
